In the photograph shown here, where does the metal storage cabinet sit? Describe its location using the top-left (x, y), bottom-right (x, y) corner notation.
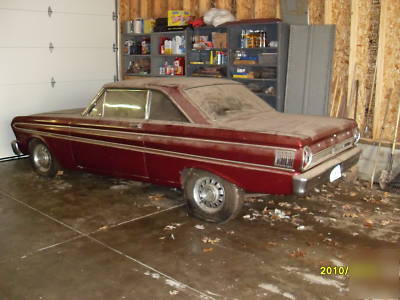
top-left (150, 30), bottom-right (191, 77)
top-left (186, 26), bottom-right (229, 78)
top-left (284, 25), bottom-right (335, 116)
top-left (121, 32), bottom-right (152, 77)
top-left (226, 22), bottom-right (290, 112)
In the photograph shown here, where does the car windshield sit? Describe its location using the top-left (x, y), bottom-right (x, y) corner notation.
top-left (184, 84), bottom-right (273, 121)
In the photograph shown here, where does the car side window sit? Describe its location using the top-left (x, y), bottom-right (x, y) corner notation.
top-left (87, 92), bottom-right (105, 117)
top-left (150, 90), bottom-right (188, 122)
top-left (103, 89), bottom-right (147, 119)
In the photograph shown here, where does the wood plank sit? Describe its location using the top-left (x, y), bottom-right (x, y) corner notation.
top-left (215, 0), bottom-right (232, 10)
top-left (324, 0), bottom-right (333, 24)
top-left (236, 0), bottom-right (253, 19)
top-left (198, 0), bottom-right (212, 16)
top-left (153, 0), bottom-right (168, 18)
top-left (183, 0), bottom-right (199, 16)
top-left (140, 0), bottom-right (152, 18)
top-left (308, 0), bottom-right (324, 24)
top-left (120, 0), bottom-right (129, 22)
top-left (374, 0), bottom-right (400, 140)
top-left (129, 0), bottom-right (140, 18)
top-left (254, 0), bottom-right (277, 18)
top-left (347, 0), bottom-right (359, 116)
top-left (324, 0), bottom-right (351, 123)
top-left (276, 0), bottom-right (281, 19)
top-left (168, 0), bottom-right (183, 10)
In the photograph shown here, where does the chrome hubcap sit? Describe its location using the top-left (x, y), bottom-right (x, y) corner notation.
top-left (193, 177), bottom-right (225, 213)
top-left (33, 144), bottom-right (51, 173)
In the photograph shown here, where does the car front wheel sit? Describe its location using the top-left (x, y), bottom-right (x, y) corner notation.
top-left (184, 169), bottom-right (244, 223)
top-left (29, 141), bottom-right (58, 177)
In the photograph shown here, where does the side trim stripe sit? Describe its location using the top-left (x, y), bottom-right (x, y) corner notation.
top-left (15, 122), bottom-right (298, 152)
top-left (14, 124), bottom-right (296, 174)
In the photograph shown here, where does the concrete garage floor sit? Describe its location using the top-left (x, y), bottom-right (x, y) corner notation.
top-left (0, 159), bottom-right (399, 299)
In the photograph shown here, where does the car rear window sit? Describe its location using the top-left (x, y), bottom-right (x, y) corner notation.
top-left (184, 84), bottom-right (272, 121)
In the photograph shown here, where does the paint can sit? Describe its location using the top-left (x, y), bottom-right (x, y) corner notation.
top-left (124, 20), bottom-right (134, 34)
top-left (133, 18), bottom-right (143, 34)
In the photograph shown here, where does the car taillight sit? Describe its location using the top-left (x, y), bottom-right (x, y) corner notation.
top-left (274, 150), bottom-right (295, 169)
top-left (302, 146), bottom-right (313, 170)
top-left (353, 127), bottom-right (360, 144)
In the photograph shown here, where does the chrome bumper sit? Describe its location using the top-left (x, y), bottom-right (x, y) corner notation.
top-left (11, 140), bottom-right (23, 156)
top-left (293, 147), bottom-right (361, 195)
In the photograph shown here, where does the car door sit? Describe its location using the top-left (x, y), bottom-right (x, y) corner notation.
top-left (70, 88), bottom-right (148, 179)
top-left (142, 89), bottom-right (191, 184)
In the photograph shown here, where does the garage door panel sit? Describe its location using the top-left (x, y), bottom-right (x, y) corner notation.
top-left (0, 0), bottom-right (114, 15)
top-left (53, 0), bottom-right (114, 15)
top-left (0, 48), bottom-right (115, 85)
top-left (0, 10), bottom-right (51, 47)
top-left (51, 14), bottom-right (114, 47)
top-left (0, 80), bottom-right (110, 158)
top-left (51, 48), bottom-right (115, 82)
top-left (0, 0), bottom-right (55, 11)
top-left (0, 0), bottom-right (116, 158)
top-left (0, 49), bottom-right (52, 84)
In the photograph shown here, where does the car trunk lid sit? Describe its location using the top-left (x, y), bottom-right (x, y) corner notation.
top-left (215, 111), bottom-right (356, 143)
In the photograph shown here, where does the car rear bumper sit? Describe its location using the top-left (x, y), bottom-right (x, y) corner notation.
top-left (293, 147), bottom-right (361, 195)
top-left (11, 140), bottom-right (23, 156)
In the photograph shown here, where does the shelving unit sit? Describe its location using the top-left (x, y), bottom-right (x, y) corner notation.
top-left (120, 23), bottom-right (289, 111)
top-left (187, 26), bottom-right (228, 78)
top-left (150, 30), bottom-right (190, 77)
top-left (227, 22), bottom-right (289, 111)
top-left (121, 33), bottom-right (152, 76)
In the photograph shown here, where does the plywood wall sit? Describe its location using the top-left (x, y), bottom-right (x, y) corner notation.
top-left (119, 0), bottom-right (399, 142)
top-left (120, 0), bottom-right (280, 21)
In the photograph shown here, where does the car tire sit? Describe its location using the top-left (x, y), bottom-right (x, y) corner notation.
top-left (184, 169), bottom-right (244, 223)
top-left (29, 140), bottom-right (59, 177)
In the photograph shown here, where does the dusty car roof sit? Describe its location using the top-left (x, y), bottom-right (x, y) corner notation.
top-left (103, 77), bottom-right (240, 90)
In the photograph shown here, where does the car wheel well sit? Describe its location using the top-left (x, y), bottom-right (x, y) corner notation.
top-left (180, 167), bottom-right (243, 190)
top-left (28, 137), bottom-right (44, 151)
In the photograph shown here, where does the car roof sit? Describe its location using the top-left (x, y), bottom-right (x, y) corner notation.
top-left (103, 77), bottom-right (241, 90)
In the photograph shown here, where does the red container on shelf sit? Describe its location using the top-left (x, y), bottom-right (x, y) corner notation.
top-left (174, 57), bottom-right (185, 76)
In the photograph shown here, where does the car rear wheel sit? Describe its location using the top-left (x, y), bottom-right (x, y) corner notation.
top-left (29, 141), bottom-right (58, 177)
top-left (184, 169), bottom-right (244, 223)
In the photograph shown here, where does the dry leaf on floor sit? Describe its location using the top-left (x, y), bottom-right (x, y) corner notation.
top-left (380, 220), bottom-right (390, 226)
top-left (363, 219), bottom-right (374, 227)
top-left (203, 247), bottom-right (214, 253)
top-left (169, 290), bottom-right (179, 295)
top-left (163, 223), bottom-right (182, 231)
top-left (343, 212), bottom-right (358, 218)
top-left (289, 248), bottom-right (305, 257)
top-left (148, 193), bottom-right (164, 201)
top-left (201, 237), bottom-right (220, 244)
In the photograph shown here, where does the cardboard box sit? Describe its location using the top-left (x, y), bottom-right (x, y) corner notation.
top-left (212, 32), bottom-right (227, 49)
top-left (168, 10), bottom-right (190, 26)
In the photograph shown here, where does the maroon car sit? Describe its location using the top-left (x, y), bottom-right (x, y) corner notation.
top-left (11, 77), bottom-right (361, 222)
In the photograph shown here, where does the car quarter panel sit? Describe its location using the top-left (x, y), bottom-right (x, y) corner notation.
top-left (141, 122), bottom-right (301, 194)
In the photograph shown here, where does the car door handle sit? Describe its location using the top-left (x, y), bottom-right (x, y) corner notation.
top-left (133, 123), bottom-right (143, 129)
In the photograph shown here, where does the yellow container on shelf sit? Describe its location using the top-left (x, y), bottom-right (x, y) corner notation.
top-left (143, 19), bottom-right (155, 33)
top-left (168, 10), bottom-right (190, 26)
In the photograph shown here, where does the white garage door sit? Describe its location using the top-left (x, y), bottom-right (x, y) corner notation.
top-left (0, 0), bottom-right (117, 158)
